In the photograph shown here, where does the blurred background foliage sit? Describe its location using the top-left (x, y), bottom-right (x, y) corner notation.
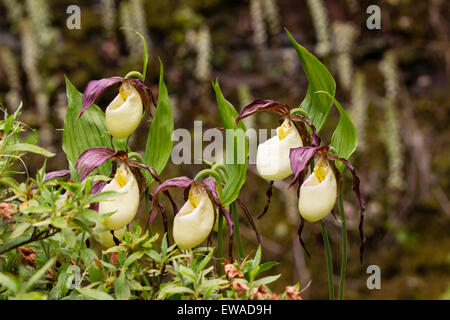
top-left (0, 0), bottom-right (449, 299)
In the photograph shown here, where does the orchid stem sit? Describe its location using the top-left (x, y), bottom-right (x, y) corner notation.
top-left (338, 190), bottom-right (347, 300)
top-left (145, 187), bottom-right (152, 236)
top-left (120, 27), bottom-right (148, 81)
top-left (320, 220), bottom-right (335, 300)
top-left (212, 164), bottom-right (228, 180)
top-left (217, 209), bottom-right (224, 275)
top-left (231, 202), bottom-right (244, 260)
top-left (194, 169), bottom-right (223, 200)
top-left (124, 71), bottom-right (144, 81)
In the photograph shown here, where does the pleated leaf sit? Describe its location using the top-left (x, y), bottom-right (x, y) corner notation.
top-left (63, 76), bottom-right (112, 177)
top-left (213, 80), bottom-right (248, 206)
top-left (4, 143), bottom-right (55, 158)
top-left (286, 29), bottom-right (336, 132)
top-left (317, 91), bottom-right (358, 171)
top-left (144, 61), bottom-right (174, 184)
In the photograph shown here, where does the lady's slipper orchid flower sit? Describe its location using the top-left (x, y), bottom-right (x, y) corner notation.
top-left (147, 175), bottom-right (262, 259)
top-left (298, 159), bottom-right (337, 222)
top-left (173, 184), bottom-right (215, 249)
top-left (256, 119), bottom-right (303, 181)
top-left (41, 147), bottom-right (176, 247)
top-left (63, 146), bottom-right (175, 230)
top-left (97, 225), bottom-right (126, 247)
top-left (99, 163), bottom-right (140, 230)
top-left (147, 177), bottom-right (235, 257)
top-left (77, 76), bottom-right (155, 139)
top-left (235, 99), bottom-right (320, 218)
top-left (289, 145), bottom-right (366, 261)
top-left (105, 82), bottom-right (143, 139)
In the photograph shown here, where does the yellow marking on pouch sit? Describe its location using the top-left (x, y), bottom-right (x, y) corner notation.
top-left (119, 83), bottom-right (132, 101)
top-left (314, 161), bottom-right (328, 183)
top-left (115, 168), bottom-right (128, 188)
top-left (276, 121), bottom-right (291, 141)
top-left (188, 185), bottom-right (202, 208)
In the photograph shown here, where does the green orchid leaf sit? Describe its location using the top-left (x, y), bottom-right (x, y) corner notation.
top-left (77, 287), bottom-right (114, 300)
top-left (115, 269), bottom-right (131, 299)
top-left (62, 229), bottom-right (77, 248)
top-left (4, 143), bottom-right (55, 157)
top-left (144, 60), bottom-right (174, 184)
top-left (317, 91), bottom-right (358, 171)
top-left (212, 79), bottom-right (248, 206)
top-left (0, 272), bottom-right (19, 294)
top-left (253, 274), bottom-right (281, 286)
top-left (63, 76), bottom-right (113, 176)
top-left (10, 222), bottom-right (30, 239)
top-left (0, 176), bottom-right (19, 189)
top-left (286, 29), bottom-right (336, 131)
top-left (25, 256), bottom-right (57, 291)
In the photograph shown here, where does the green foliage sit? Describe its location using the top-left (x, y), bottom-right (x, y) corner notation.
top-left (287, 29), bottom-right (357, 170)
top-left (212, 80), bottom-right (248, 206)
top-left (286, 29), bottom-right (336, 132)
top-left (144, 61), bottom-right (174, 184)
top-left (317, 91), bottom-right (358, 171)
top-left (62, 77), bottom-right (113, 176)
top-left (0, 105), bottom-right (54, 181)
top-left (3, 143), bottom-right (54, 158)
top-left (0, 162), bottom-right (286, 300)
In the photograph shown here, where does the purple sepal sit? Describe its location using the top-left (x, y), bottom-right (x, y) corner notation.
top-left (125, 78), bottom-right (156, 113)
top-left (75, 147), bottom-right (125, 180)
top-left (146, 177), bottom-right (194, 229)
top-left (257, 181), bottom-right (273, 219)
top-left (236, 198), bottom-right (262, 245)
top-left (89, 180), bottom-right (108, 211)
top-left (127, 160), bottom-right (178, 215)
top-left (78, 76), bottom-right (123, 119)
top-left (236, 99), bottom-right (291, 123)
top-left (200, 178), bottom-right (237, 262)
top-left (290, 114), bottom-right (321, 147)
top-left (288, 146), bottom-right (329, 188)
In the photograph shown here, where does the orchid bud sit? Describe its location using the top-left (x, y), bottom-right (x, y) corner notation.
top-left (97, 225), bottom-right (126, 247)
top-left (173, 184), bottom-right (215, 249)
top-left (256, 119), bottom-right (303, 181)
top-left (298, 160), bottom-right (337, 222)
top-left (99, 164), bottom-right (140, 230)
top-left (105, 82), bottom-right (143, 139)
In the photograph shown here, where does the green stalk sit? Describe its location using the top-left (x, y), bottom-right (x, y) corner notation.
top-left (320, 220), bottom-right (335, 300)
top-left (194, 169), bottom-right (223, 200)
top-left (338, 190), bottom-right (347, 300)
top-left (231, 202), bottom-right (244, 259)
top-left (211, 163), bottom-right (228, 180)
top-left (217, 209), bottom-right (224, 275)
top-left (145, 187), bottom-right (152, 236)
top-left (76, 230), bottom-right (86, 266)
top-left (121, 27), bottom-right (148, 82)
